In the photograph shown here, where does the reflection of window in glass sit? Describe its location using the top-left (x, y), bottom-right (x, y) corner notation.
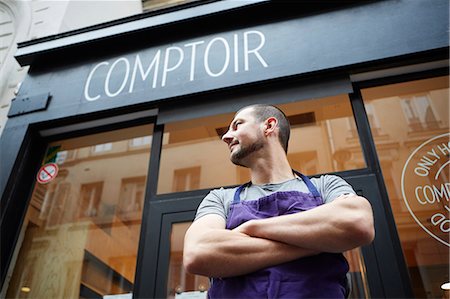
top-left (46, 183), bottom-right (71, 228)
top-left (78, 182), bottom-right (103, 219)
top-left (173, 167), bottom-right (201, 192)
top-left (130, 136), bottom-right (152, 148)
top-left (118, 177), bottom-right (146, 221)
top-left (93, 142), bottom-right (112, 153)
top-left (362, 76), bottom-right (449, 299)
top-left (401, 94), bottom-right (441, 131)
top-left (6, 124), bottom-right (152, 298)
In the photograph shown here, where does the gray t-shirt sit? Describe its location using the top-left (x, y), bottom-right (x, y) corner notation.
top-left (195, 175), bottom-right (355, 221)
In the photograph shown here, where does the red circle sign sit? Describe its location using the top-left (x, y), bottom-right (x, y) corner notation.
top-left (37, 163), bottom-right (59, 184)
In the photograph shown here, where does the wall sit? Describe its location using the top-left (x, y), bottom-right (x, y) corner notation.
top-left (0, 0), bottom-right (142, 136)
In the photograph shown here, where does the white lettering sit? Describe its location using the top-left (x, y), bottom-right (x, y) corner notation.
top-left (162, 47), bottom-right (184, 87)
top-left (244, 30), bottom-right (268, 71)
top-left (83, 30), bottom-right (270, 101)
top-left (431, 213), bottom-right (450, 233)
top-left (415, 186), bottom-right (427, 205)
top-left (415, 156), bottom-right (438, 177)
top-left (414, 167), bottom-right (429, 177)
top-left (438, 142), bottom-right (450, 156)
top-left (433, 184), bottom-right (450, 202)
top-left (185, 41), bottom-right (204, 81)
top-left (129, 52), bottom-right (161, 92)
top-left (233, 33), bottom-right (239, 73)
top-left (427, 148), bottom-right (440, 160)
top-left (415, 183), bottom-right (450, 205)
top-left (85, 61), bottom-right (109, 101)
top-left (204, 37), bottom-right (230, 77)
top-left (423, 185), bottom-right (436, 204)
top-left (105, 58), bottom-right (130, 97)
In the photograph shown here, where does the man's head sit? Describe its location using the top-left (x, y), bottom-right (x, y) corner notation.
top-left (221, 104), bottom-right (291, 167)
top-left (241, 104), bottom-right (291, 153)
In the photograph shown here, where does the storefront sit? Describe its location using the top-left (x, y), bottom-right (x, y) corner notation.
top-left (0, 0), bottom-right (448, 298)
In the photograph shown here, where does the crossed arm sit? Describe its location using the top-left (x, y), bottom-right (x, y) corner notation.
top-left (183, 194), bottom-right (374, 278)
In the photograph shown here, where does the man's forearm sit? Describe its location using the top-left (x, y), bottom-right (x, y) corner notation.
top-left (235, 195), bottom-right (375, 253)
top-left (184, 228), bottom-right (317, 278)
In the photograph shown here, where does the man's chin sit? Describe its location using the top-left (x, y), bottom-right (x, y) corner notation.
top-left (230, 155), bottom-right (249, 168)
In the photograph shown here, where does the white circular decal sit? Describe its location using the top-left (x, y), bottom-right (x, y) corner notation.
top-left (401, 133), bottom-right (450, 247)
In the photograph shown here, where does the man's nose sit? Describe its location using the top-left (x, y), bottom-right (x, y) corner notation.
top-left (221, 130), bottom-right (233, 144)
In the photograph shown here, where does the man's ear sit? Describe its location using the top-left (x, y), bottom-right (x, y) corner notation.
top-left (264, 117), bottom-right (278, 135)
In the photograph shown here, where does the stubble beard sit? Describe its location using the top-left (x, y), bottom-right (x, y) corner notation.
top-left (230, 140), bottom-right (265, 167)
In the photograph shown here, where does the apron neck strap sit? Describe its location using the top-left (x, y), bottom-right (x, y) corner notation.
top-left (292, 170), bottom-right (321, 199)
top-left (233, 170), bottom-right (321, 204)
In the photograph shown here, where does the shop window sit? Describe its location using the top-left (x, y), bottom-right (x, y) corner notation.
top-left (5, 124), bottom-right (153, 299)
top-left (361, 76), bottom-right (449, 299)
top-left (157, 94), bottom-right (366, 194)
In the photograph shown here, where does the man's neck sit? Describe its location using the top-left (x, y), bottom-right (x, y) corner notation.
top-left (249, 153), bottom-right (294, 185)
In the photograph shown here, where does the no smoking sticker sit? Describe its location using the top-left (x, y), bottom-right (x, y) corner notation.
top-left (37, 163), bottom-right (59, 184)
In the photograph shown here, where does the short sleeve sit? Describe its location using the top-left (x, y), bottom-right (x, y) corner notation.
top-left (194, 188), bottom-right (227, 221)
top-left (313, 175), bottom-right (356, 204)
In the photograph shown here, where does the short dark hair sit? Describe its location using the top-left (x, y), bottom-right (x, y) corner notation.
top-left (240, 104), bottom-right (291, 153)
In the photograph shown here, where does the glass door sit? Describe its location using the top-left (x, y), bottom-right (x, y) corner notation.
top-left (361, 76), bottom-right (449, 298)
top-left (5, 124), bottom-right (153, 299)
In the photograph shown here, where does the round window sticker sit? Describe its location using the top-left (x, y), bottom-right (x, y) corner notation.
top-left (401, 132), bottom-right (450, 247)
top-left (37, 163), bottom-right (59, 184)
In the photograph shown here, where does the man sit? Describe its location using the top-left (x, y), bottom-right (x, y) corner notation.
top-left (183, 104), bottom-right (375, 298)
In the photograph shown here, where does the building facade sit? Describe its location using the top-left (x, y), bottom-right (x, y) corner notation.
top-left (0, 1), bottom-right (449, 298)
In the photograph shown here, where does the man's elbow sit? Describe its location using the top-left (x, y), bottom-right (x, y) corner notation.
top-left (354, 217), bottom-right (375, 246)
top-left (183, 246), bottom-right (209, 276)
top-left (352, 200), bottom-right (375, 246)
top-left (346, 196), bottom-right (375, 246)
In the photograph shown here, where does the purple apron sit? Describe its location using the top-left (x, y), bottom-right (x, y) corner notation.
top-left (208, 171), bottom-right (349, 299)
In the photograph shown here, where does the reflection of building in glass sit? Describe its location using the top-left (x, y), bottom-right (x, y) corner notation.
top-left (6, 125), bottom-right (152, 298)
top-left (362, 77), bottom-right (449, 299)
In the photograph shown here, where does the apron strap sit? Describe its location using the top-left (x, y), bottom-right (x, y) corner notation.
top-left (292, 170), bottom-right (322, 200)
top-left (233, 182), bottom-right (250, 204)
top-left (233, 170), bottom-right (322, 204)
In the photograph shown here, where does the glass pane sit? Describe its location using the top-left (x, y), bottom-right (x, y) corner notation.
top-left (279, 94), bottom-right (366, 173)
top-left (362, 76), bottom-right (449, 298)
top-left (167, 222), bottom-right (369, 299)
top-left (343, 249), bottom-right (371, 298)
top-left (6, 124), bottom-right (153, 299)
top-left (158, 94), bottom-right (366, 194)
top-left (168, 222), bottom-right (209, 299)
